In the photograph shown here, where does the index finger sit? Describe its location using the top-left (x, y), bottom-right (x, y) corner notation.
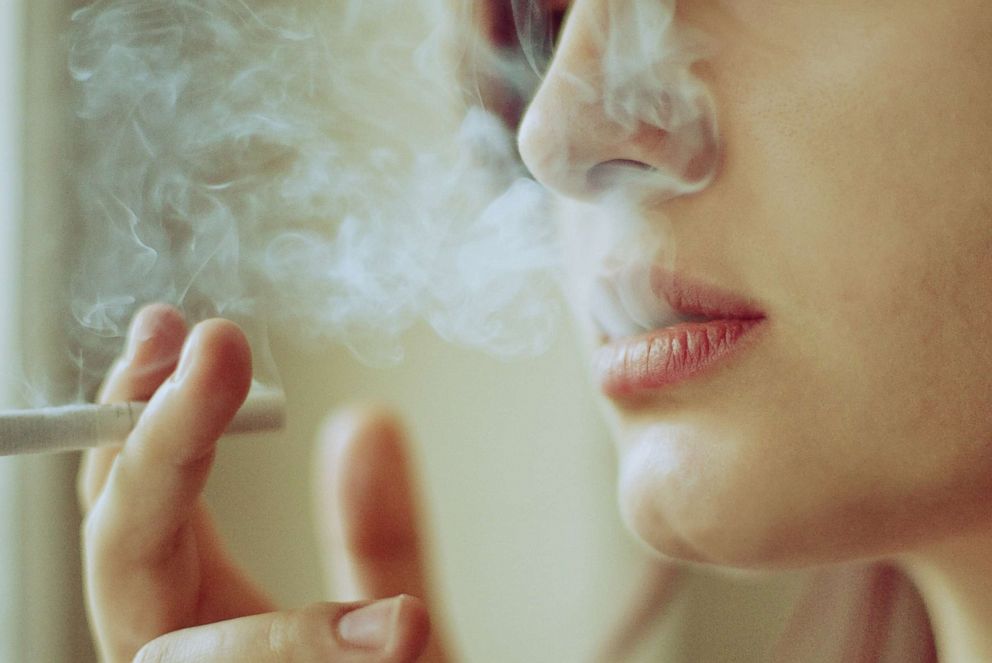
top-left (94, 319), bottom-right (252, 564)
top-left (78, 303), bottom-right (187, 512)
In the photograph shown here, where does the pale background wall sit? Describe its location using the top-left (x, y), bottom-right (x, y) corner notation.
top-left (3, 0), bottom-right (98, 661)
top-left (0, 1), bottom-right (809, 661)
top-left (207, 323), bottom-right (651, 662)
top-left (0, 0), bottom-right (25, 659)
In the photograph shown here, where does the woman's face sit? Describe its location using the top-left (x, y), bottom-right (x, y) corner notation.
top-left (517, 0), bottom-right (992, 567)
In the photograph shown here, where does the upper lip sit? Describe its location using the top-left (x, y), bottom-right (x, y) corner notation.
top-left (591, 265), bottom-right (765, 343)
top-left (650, 268), bottom-right (765, 322)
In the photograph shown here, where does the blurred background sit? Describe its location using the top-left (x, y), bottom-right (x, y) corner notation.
top-left (0, 1), bottom-right (805, 661)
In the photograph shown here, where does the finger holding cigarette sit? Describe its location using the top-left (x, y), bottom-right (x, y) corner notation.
top-left (79, 303), bottom-right (190, 511)
top-left (0, 392), bottom-right (285, 457)
top-left (83, 312), bottom-right (269, 661)
top-left (0, 306), bottom-right (284, 457)
top-left (78, 305), bottom-right (430, 663)
top-left (98, 317), bottom-right (253, 551)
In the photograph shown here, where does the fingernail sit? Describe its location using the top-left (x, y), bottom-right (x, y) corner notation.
top-left (336, 598), bottom-right (399, 650)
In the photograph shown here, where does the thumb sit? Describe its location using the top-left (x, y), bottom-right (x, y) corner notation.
top-left (132, 597), bottom-right (430, 663)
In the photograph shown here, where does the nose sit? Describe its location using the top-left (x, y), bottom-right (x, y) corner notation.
top-left (517, 3), bottom-right (719, 201)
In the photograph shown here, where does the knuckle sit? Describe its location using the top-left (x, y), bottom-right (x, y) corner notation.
top-left (77, 450), bottom-right (119, 514)
top-left (79, 494), bottom-right (124, 552)
top-left (80, 505), bottom-right (108, 549)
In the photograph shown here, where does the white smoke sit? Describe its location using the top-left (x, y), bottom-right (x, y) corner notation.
top-left (68, 0), bottom-right (560, 381)
top-left (517, 0), bottom-right (721, 342)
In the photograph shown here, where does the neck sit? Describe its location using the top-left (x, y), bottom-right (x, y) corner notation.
top-left (900, 527), bottom-right (992, 663)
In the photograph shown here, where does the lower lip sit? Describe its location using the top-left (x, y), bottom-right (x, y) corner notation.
top-left (594, 318), bottom-right (765, 399)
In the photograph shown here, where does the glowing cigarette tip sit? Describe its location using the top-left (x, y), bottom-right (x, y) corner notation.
top-left (0, 390), bottom-right (286, 456)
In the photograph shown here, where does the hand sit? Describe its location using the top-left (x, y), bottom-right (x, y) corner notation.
top-left (79, 304), bottom-right (453, 662)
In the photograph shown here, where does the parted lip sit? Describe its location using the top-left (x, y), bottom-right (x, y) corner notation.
top-left (593, 267), bottom-right (767, 399)
top-left (649, 268), bottom-right (765, 323)
top-left (591, 265), bottom-right (766, 345)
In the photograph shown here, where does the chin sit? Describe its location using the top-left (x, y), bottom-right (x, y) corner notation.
top-left (618, 465), bottom-right (784, 568)
top-left (615, 425), bottom-right (763, 567)
top-left (612, 422), bottom-right (877, 570)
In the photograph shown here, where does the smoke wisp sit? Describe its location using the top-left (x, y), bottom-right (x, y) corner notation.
top-left (68, 0), bottom-right (560, 381)
top-left (512, 0), bottom-right (720, 342)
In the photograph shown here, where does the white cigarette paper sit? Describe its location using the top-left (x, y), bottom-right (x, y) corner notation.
top-left (0, 390), bottom-right (286, 456)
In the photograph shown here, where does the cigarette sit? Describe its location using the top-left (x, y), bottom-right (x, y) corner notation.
top-left (0, 389), bottom-right (286, 456)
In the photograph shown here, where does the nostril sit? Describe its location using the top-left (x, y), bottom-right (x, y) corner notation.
top-left (586, 159), bottom-right (656, 193)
